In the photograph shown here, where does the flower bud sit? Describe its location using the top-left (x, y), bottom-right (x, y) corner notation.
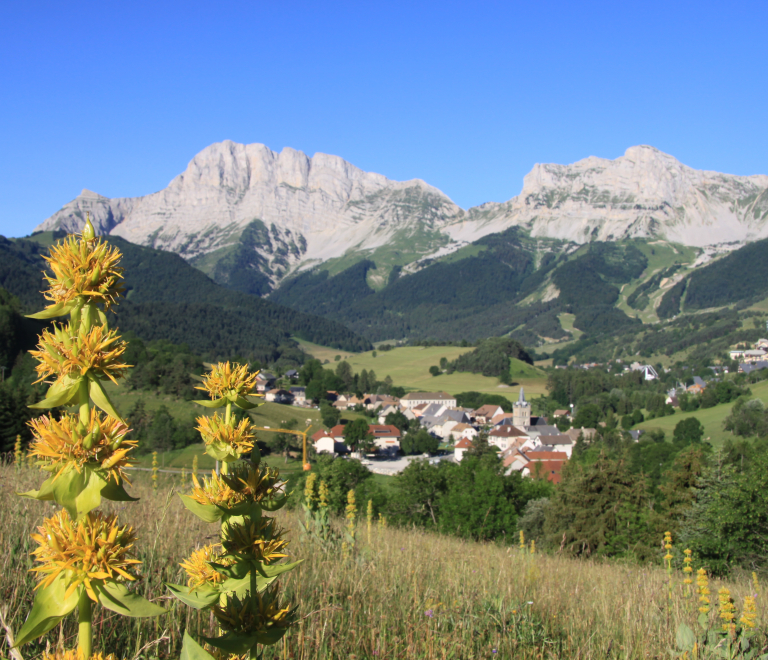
top-left (82, 217), bottom-right (95, 241)
top-left (82, 432), bottom-right (96, 450)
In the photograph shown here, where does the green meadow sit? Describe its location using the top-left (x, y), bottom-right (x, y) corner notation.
top-left (295, 341), bottom-right (548, 402)
top-left (635, 379), bottom-right (768, 448)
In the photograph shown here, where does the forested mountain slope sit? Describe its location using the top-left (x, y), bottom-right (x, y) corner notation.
top-left (0, 233), bottom-right (372, 364)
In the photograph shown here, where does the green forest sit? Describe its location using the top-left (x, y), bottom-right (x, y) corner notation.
top-left (0, 233), bottom-right (372, 362)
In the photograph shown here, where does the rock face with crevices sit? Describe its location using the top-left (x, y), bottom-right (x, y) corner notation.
top-left (37, 142), bottom-right (768, 291)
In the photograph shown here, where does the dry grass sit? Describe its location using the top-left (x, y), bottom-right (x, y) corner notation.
top-left (1, 462), bottom-right (765, 659)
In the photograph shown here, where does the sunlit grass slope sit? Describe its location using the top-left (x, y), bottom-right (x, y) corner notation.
top-left (635, 379), bottom-right (768, 448)
top-left (1, 465), bottom-right (764, 659)
top-left (296, 341), bottom-right (548, 402)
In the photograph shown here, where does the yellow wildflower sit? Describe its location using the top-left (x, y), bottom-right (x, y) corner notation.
top-left (740, 595), bottom-right (757, 629)
top-left (196, 413), bottom-right (254, 458)
top-left (718, 587), bottom-right (736, 634)
top-left (42, 651), bottom-right (122, 660)
top-left (31, 322), bottom-right (128, 385)
top-left (31, 509), bottom-right (140, 602)
top-left (28, 410), bottom-right (136, 483)
top-left (213, 585), bottom-right (293, 635)
top-left (196, 362), bottom-right (259, 400)
top-left (696, 568), bottom-right (710, 614)
top-left (221, 516), bottom-right (289, 564)
top-left (180, 544), bottom-right (231, 589)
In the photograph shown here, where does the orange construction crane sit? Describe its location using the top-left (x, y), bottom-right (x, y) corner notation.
top-left (251, 421), bottom-right (314, 470)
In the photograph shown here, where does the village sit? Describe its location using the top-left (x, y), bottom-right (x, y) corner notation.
top-left (255, 365), bottom-right (587, 482)
top-left (242, 333), bottom-right (768, 484)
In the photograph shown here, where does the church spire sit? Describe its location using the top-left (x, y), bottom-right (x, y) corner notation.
top-left (518, 387), bottom-right (526, 404)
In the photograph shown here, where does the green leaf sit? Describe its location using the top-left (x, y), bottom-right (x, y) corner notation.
top-left (180, 631), bottom-right (217, 660)
top-left (179, 493), bottom-right (225, 523)
top-left (88, 377), bottom-right (125, 422)
top-left (18, 474), bottom-right (56, 502)
top-left (14, 574), bottom-right (81, 647)
top-left (209, 560), bottom-right (252, 580)
top-left (221, 501), bottom-right (263, 520)
top-left (204, 444), bottom-right (239, 462)
top-left (260, 559), bottom-right (303, 579)
top-left (26, 301), bottom-right (73, 320)
top-left (199, 632), bottom-right (260, 655)
top-left (94, 581), bottom-right (166, 618)
top-left (261, 494), bottom-right (288, 512)
top-left (676, 623), bottom-right (696, 650)
top-left (166, 583), bottom-right (220, 610)
top-left (194, 398), bottom-right (226, 408)
top-left (29, 378), bottom-right (81, 409)
top-left (234, 395), bottom-right (261, 410)
top-left (219, 575), bottom-right (252, 598)
top-left (100, 476), bottom-right (139, 503)
top-left (48, 465), bottom-right (106, 519)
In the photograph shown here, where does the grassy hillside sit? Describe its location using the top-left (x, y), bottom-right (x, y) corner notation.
top-left (635, 379), bottom-right (768, 448)
top-left (296, 342), bottom-right (548, 401)
top-left (1, 466), bottom-right (764, 659)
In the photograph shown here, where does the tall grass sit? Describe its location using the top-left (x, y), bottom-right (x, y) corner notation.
top-left (1, 460), bottom-right (765, 659)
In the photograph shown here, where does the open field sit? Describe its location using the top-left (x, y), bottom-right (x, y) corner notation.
top-left (635, 379), bottom-right (768, 448)
top-left (1, 464), bottom-right (765, 659)
top-left (296, 342), bottom-right (548, 403)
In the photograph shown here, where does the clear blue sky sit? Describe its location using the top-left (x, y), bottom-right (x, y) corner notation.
top-left (2, 0), bottom-right (767, 237)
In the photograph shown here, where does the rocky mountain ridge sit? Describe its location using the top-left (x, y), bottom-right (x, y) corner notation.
top-left (36, 142), bottom-right (768, 290)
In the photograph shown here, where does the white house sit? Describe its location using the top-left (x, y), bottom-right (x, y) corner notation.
top-left (400, 392), bottom-right (457, 410)
top-left (454, 437), bottom-right (473, 462)
top-left (488, 426), bottom-right (528, 451)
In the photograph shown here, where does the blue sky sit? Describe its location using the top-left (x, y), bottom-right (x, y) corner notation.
top-left (1, 0), bottom-right (767, 237)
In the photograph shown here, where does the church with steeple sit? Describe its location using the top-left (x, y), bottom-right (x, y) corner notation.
top-left (512, 387), bottom-right (531, 428)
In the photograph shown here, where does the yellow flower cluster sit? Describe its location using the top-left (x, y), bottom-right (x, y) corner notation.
top-left (213, 585), bottom-right (293, 635)
top-left (41, 231), bottom-right (124, 312)
top-left (196, 413), bottom-right (255, 457)
top-left (31, 323), bottom-right (128, 385)
top-left (663, 531), bottom-right (673, 563)
top-left (196, 362), bottom-right (258, 400)
top-left (31, 509), bottom-right (140, 601)
top-left (188, 463), bottom-right (284, 509)
top-left (221, 516), bottom-right (289, 564)
top-left (180, 544), bottom-right (232, 589)
top-left (682, 548), bottom-right (693, 586)
top-left (29, 410), bottom-right (136, 482)
top-left (304, 472), bottom-right (318, 509)
top-left (42, 651), bottom-right (122, 660)
top-left (718, 587), bottom-right (736, 634)
top-left (696, 568), bottom-right (710, 614)
top-left (739, 595), bottom-right (757, 629)
top-left (318, 480), bottom-right (329, 508)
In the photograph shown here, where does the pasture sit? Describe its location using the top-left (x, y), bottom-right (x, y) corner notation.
top-left (1, 464), bottom-right (764, 659)
top-left (295, 342), bottom-right (548, 403)
top-left (635, 379), bottom-right (768, 448)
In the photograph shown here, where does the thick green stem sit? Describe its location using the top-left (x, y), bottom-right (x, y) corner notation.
top-left (225, 401), bottom-right (232, 425)
top-left (78, 378), bottom-right (90, 426)
top-left (77, 590), bottom-right (93, 659)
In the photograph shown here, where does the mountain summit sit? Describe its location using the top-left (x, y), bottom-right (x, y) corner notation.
top-left (37, 142), bottom-right (768, 291)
